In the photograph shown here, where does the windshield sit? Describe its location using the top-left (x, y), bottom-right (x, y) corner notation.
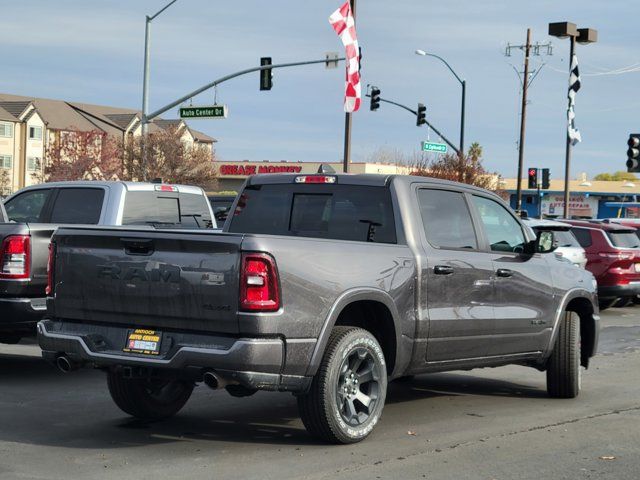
top-left (607, 231), bottom-right (640, 248)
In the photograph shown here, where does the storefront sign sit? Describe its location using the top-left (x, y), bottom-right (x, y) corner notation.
top-left (542, 194), bottom-right (598, 217)
top-left (218, 164), bottom-right (303, 176)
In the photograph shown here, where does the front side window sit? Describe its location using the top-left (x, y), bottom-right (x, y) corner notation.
top-left (418, 189), bottom-right (477, 250)
top-left (50, 188), bottom-right (105, 224)
top-left (29, 126), bottom-right (43, 140)
top-left (0, 122), bottom-right (13, 138)
top-left (472, 195), bottom-right (526, 253)
top-left (4, 189), bottom-right (51, 223)
top-left (0, 155), bottom-right (12, 169)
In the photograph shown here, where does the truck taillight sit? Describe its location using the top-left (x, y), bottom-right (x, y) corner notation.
top-left (46, 242), bottom-right (56, 295)
top-left (240, 253), bottom-right (280, 312)
top-left (0, 235), bottom-right (31, 279)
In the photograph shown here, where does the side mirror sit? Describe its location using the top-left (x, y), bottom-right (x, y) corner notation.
top-left (537, 230), bottom-right (557, 253)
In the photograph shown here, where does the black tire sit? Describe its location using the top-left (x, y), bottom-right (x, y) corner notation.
top-left (546, 311), bottom-right (581, 398)
top-left (107, 370), bottom-right (194, 420)
top-left (633, 295), bottom-right (640, 305)
top-left (598, 298), bottom-right (616, 311)
top-left (613, 297), bottom-right (633, 308)
top-left (298, 326), bottom-right (387, 444)
top-left (0, 334), bottom-right (22, 345)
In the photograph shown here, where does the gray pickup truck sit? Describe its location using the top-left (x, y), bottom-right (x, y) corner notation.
top-left (38, 174), bottom-right (599, 443)
top-left (0, 181), bottom-right (215, 344)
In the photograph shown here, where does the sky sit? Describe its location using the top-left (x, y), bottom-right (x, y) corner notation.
top-left (2, 0), bottom-right (639, 180)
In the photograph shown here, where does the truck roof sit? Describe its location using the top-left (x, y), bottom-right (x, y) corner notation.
top-left (246, 173), bottom-right (499, 196)
top-left (7, 180), bottom-right (205, 198)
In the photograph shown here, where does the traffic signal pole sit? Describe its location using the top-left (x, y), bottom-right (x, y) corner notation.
top-left (563, 35), bottom-right (576, 219)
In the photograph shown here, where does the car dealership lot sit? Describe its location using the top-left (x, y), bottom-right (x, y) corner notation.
top-left (1, 308), bottom-right (639, 480)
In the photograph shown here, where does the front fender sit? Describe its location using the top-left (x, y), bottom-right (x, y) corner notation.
top-left (543, 287), bottom-right (599, 362)
top-left (305, 288), bottom-right (404, 377)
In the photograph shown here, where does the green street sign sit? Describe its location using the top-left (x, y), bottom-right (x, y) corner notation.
top-left (179, 105), bottom-right (228, 119)
top-left (421, 141), bottom-right (448, 153)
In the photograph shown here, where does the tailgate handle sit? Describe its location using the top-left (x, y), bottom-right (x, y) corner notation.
top-left (121, 238), bottom-right (154, 256)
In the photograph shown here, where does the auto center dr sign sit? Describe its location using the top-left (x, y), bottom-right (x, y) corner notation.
top-left (542, 194), bottom-right (599, 217)
top-left (218, 163), bottom-right (303, 176)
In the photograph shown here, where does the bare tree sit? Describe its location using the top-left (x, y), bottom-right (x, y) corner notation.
top-left (410, 142), bottom-right (497, 190)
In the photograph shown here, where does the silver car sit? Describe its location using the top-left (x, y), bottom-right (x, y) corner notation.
top-left (524, 218), bottom-right (587, 268)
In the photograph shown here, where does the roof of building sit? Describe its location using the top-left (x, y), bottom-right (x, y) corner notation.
top-left (0, 105), bottom-right (18, 122)
top-left (501, 178), bottom-right (640, 195)
top-left (0, 93), bottom-right (215, 141)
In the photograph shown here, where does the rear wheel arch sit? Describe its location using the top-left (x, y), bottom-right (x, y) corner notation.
top-left (307, 290), bottom-right (402, 378)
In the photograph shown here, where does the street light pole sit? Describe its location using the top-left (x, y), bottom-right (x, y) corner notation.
top-left (415, 49), bottom-right (466, 155)
top-left (549, 21), bottom-right (597, 218)
top-left (141, 0), bottom-right (178, 181)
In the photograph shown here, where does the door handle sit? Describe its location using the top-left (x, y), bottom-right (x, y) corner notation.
top-left (496, 268), bottom-right (514, 278)
top-left (433, 265), bottom-right (454, 275)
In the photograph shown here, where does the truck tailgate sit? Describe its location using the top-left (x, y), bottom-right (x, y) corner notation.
top-left (51, 227), bottom-right (243, 334)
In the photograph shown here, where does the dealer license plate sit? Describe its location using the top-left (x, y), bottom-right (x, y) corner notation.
top-left (123, 329), bottom-right (162, 355)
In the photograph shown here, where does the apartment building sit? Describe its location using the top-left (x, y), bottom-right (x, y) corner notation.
top-left (0, 93), bottom-right (216, 195)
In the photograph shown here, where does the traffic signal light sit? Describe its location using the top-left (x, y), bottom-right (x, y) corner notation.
top-left (260, 57), bottom-right (273, 91)
top-left (541, 168), bottom-right (550, 189)
top-left (370, 87), bottom-right (381, 111)
top-left (627, 134), bottom-right (640, 172)
top-left (416, 103), bottom-right (426, 126)
top-left (527, 168), bottom-right (538, 189)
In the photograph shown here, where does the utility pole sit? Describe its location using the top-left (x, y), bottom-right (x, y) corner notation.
top-left (342, 0), bottom-right (356, 173)
top-left (505, 31), bottom-right (552, 211)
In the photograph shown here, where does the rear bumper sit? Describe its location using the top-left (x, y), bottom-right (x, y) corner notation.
top-left (0, 297), bottom-right (46, 334)
top-left (37, 319), bottom-right (311, 393)
top-left (598, 282), bottom-right (640, 299)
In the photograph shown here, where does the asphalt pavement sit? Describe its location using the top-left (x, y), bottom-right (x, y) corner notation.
top-left (1, 307), bottom-right (639, 480)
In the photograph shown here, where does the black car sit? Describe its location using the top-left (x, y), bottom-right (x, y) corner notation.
top-left (207, 194), bottom-right (236, 223)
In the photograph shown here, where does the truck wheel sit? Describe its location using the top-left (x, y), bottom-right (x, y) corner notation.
top-left (546, 311), bottom-right (581, 398)
top-left (298, 326), bottom-right (387, 444)
top-left (107, 370), bottom-right (194, 420)
top-left (0, 334), bottom-right (22, 345)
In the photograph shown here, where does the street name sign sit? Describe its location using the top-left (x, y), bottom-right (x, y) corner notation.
top-left (179, 105), bottom-right (228, 119)
top-left (421, 141), bottom-right (448, 153)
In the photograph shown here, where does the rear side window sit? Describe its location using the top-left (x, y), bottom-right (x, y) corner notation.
top-left (228, 184), bottom-right (396, 244)
top-left (607, 231), bottom-right (640, 248)
top-left (4, 189), bottom-right (51, 223)
top-left (122, 191), bottom-right (212, 228)
top-left (418, 189), bottom-right (477, 250)
top-left (571, 228), bottom-right (592, 248)
top-left (50, 188), bottom-right (105, 224)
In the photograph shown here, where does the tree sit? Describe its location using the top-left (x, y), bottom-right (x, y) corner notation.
top-left (41, 130), bottom-right (123, 183)
top-left (0, 168), bottom-right (11, 196)
top-left (593, 171), bottom-right (637, 181)
top-left (121, 127), bottom-right (218, 189)
top-left (410, 142), bottom-right (497, 190)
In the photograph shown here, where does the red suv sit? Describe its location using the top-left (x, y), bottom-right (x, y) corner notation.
top-left (564, 220), bottom-right (640, 308)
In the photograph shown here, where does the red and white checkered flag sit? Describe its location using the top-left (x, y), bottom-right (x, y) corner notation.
top-left (329, 1), bottom-right (361, 112)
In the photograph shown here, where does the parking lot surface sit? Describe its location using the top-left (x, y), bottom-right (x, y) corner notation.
top-left (1, 307), bottom-right (639, 480)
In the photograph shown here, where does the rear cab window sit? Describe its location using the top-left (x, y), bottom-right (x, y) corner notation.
top-left (228, 183), bottom-right (396, 244)
top-left (122, 189), bottom-right (213, 229)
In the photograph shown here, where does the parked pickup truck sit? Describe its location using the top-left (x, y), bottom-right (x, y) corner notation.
top-left (0, 181), bottom-right (215, 344)
top-left (39, 174), bottom-right (599, 444)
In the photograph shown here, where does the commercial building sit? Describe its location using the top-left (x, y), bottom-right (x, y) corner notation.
top-left (501, 177), bottom-right (640, 219)
top-left (0, 93), bottom-right (215, 195)
top-left (211, 161), bottom-right (410, 193)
